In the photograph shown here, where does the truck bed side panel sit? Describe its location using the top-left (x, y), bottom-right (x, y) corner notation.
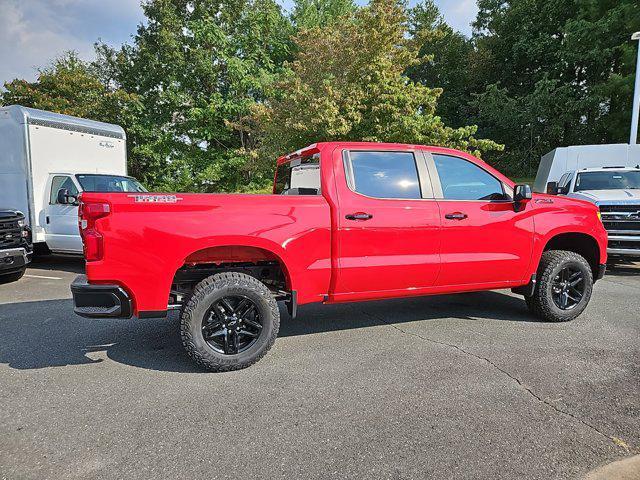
top-left (84, 193), bottom-right (332, 313)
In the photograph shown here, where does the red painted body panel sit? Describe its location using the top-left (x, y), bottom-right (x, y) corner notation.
top-left (83, 193), bottom-right (332, 311)
top-left (436, 200), bottom-right (534, 286)
top-left (329, 144), bottom-right (442, 298)
top-left (81, 141), bottom-right (607, 315)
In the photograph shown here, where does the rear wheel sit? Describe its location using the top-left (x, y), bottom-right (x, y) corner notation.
top-left (525, 250), bottom-right (593, 322)
top-left (180, 272), bottom-right (279, 372)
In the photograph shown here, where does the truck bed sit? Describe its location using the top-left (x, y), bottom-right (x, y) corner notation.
top-left (83, 192), bottom-right (331, 314)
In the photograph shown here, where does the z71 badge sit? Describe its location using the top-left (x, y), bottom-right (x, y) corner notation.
top-left (128, 194), bottom-right (183, 203)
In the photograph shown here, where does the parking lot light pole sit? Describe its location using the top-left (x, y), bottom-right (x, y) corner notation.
top-left (631, 32), bottom-right (640, 145)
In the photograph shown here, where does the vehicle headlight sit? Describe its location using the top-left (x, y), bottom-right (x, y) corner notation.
top-left (596, 211), bottom-right (602, 222)
top-left (18, 219), bottom-right (25, 227)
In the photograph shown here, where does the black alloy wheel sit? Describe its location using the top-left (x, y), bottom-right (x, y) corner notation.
top-left (551, 266), bottom-right (585, 310)
top-left (202, 295), bottom-right (263, 355)
top-left (524, 250), bottom-right (593, 323)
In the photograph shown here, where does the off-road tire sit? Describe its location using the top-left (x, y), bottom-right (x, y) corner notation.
top-left (0, 268), bottom-right (26, 284)
top-left (180, 272), bottom-right (279, 372)
top-left (525, 250), bottom-right (593, 322)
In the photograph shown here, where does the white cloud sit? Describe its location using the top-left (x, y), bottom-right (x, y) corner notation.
top-left (0, 0), bottom-right (478, 87)
top-left (0, 0), bottom-right (144, 85)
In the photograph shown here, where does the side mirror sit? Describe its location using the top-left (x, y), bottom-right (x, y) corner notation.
top-left (513, 184), bottom-right (532, 212)
top-left (56, 188), bottom-right (78, 206)
top-left (546, 181), bottom-right (558, 195)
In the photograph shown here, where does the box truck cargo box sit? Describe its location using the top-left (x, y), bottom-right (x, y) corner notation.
top-left (0, 105), bottom-right (145, 255)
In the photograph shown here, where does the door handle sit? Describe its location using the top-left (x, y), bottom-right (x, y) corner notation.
top-left (445, 212), bottom-right (467, 220)
top-left (46, 216), bottom-right (50, 224)
top-left (345, 212), bottom-right (373, 221)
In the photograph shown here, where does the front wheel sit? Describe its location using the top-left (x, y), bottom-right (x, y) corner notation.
top-left (180, 272), bottom-right (280, 372)
top-left (525, 250), bottom-right (593, 322)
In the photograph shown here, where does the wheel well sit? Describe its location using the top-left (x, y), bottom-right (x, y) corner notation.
top-left (170, 246), bottom-right (290, 306)
top-left (543, 233), bottom-right (600, 277)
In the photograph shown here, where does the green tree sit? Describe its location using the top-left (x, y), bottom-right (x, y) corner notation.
top-left (0, 52), bottom-right (146, 178)
top-left (1, 52), bottom-right (133, 120)
top-left (97, 0), bottom-right (294, 192)
top-left (407, 1), bottom-right (475, 129)
top-left (256, 0), bottom-right (501, 164)
top-left (469, 0), bottom-right (640, 176)
top-left (291, 0), bottom-right (356, 29)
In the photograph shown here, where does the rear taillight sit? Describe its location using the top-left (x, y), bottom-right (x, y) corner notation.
top-left (78, 198), bottom-right (111, 261)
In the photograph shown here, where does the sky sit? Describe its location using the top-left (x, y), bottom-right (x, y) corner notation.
top-left (0, 0), bottom-right (478, 85)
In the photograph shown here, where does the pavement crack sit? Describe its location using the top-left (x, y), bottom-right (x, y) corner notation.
top-left (365, 310), bottom-right (633, 453)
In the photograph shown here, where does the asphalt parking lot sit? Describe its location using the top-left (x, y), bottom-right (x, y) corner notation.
top-left (1, 257), bottom-right (639, 480)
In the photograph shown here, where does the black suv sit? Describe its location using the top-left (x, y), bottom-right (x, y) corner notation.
top-left (0, 210), bottom-right (32, 284)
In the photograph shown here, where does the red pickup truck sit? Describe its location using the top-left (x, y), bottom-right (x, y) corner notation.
top-left (71, 142), bottom-right (607, 371)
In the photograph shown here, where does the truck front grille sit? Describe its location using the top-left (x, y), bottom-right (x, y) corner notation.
top-left (599, 205), bottom-right (640, 253)
top-left (0, 219), bottom-right (22, 249)
top-left (602, 220), bottom-right (640, 232)
top-left (599, 205), bottom-right (640, 213)
top-left (609, 240), bottom-right (640, 249)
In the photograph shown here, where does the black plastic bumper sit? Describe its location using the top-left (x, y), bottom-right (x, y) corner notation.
top-left (71, 275), bottom-right (132, 318)
top-left (0, 247), bottom-right (29, 274)
top-left (596, 263), bottom-right (606, 281)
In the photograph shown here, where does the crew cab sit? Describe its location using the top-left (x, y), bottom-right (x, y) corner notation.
top-left (71, 142), bottom-right (608, 371)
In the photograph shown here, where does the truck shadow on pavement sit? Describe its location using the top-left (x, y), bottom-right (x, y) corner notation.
top-left (28, 255), bottom-right (85, 274)
top-left (0, 290), bottom-right (541, 373)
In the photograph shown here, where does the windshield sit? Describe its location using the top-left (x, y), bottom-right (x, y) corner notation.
top-left (575, 171), bottom-right (640, 192)
top-left (76, 174), bottom-right (147, 193)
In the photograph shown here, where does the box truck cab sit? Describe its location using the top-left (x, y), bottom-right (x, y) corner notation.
top-left (0, 105), bottom-right (145, 255)
top-left (44, 172), bottom-right (146, 253)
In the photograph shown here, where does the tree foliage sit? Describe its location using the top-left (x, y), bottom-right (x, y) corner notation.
top-left (1, 52), bottom-right (139, 137)
top-left (407, 1), bottom-right (475, 129)
top-left (291, 0), bottom-right (356, 28)
top-left (6, 0), bottom-right (635, 187)
top-left (256, 0), bottom-right (501, 162)
top-left (95, 0), bottom-right (294, 192)
top-left (470, 0), bottom-right (640, 175)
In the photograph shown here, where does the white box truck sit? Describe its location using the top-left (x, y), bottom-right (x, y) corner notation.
top-left (0, 105), bottom-right (146, 255)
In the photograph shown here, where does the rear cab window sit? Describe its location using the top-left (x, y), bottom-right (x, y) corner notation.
top-left (274, 154), bottom-right (321, 195)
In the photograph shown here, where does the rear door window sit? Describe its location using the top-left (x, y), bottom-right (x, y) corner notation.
top-left (345, 151), bottom-right (421, 199)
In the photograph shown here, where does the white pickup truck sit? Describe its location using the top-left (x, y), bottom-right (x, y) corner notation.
top-left (551, 167), bottom-right (640, 259)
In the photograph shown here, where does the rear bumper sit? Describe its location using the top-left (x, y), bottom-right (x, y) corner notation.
top-left (71, 274), bottom-right (132, 318)
top-left (0, 247), bottom-right (30, 274)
